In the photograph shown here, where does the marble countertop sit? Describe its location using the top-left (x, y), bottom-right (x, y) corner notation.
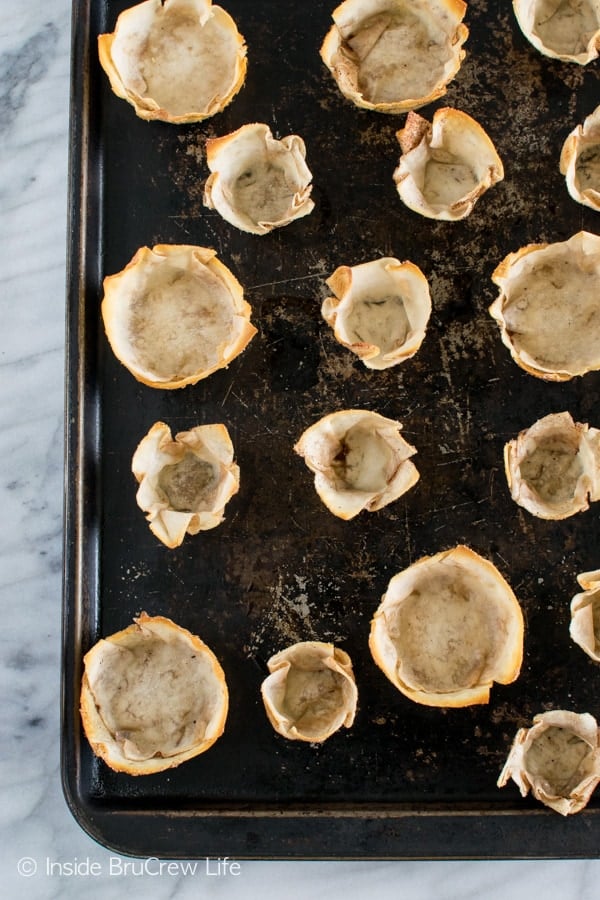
top-left (3, 0), bottom-right (600, 897)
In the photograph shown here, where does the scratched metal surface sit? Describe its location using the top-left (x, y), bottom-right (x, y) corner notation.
top-left (62, 0), bottom-right (600, 857)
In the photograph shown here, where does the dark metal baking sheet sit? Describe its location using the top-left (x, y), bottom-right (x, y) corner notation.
top-left (62, 0), bottom-right (600, 858)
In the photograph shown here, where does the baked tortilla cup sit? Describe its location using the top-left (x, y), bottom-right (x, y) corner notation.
top-left (101, 244), bottom-right (257, 389)
top-left (294, 409), bottom-right (419, 519)
top-left (80, 613), bottom-right (228, 774)
top-left (498, 710), bottom-right (600, 815)
top-left (321, 257), bottom-right (431, 369)
top-left (260, 641), bottom-right (358, 742)
top-left (98, 0), bottom-right (247, 122)
top-left (560, 104), bottom-right (600, 211)
top-left (369, 546), bottom-right (524, 707)
top-left (513, 0), bottom-right (600, 64)
top-left (570, 570), bottom-right (600, 662)
top-left (204, 123), bottom-right (314, 234)
top-left (489, 231), bottom-right (600, 381)
top-left (393, 108), bottom-right (504, 220)
top-left (320, 0), bottom-right (468, 113)
top-left (132, 421), bottom-right (240, 548)
top-left (504, 412), bottom-right (600, 520)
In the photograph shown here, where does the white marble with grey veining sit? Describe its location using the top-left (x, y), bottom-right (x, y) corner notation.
top-left (2, 1), bottom-right (600, 897)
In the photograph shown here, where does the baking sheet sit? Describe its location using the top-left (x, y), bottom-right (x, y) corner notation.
top-left (62, 0), bottom-right (600, 858)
